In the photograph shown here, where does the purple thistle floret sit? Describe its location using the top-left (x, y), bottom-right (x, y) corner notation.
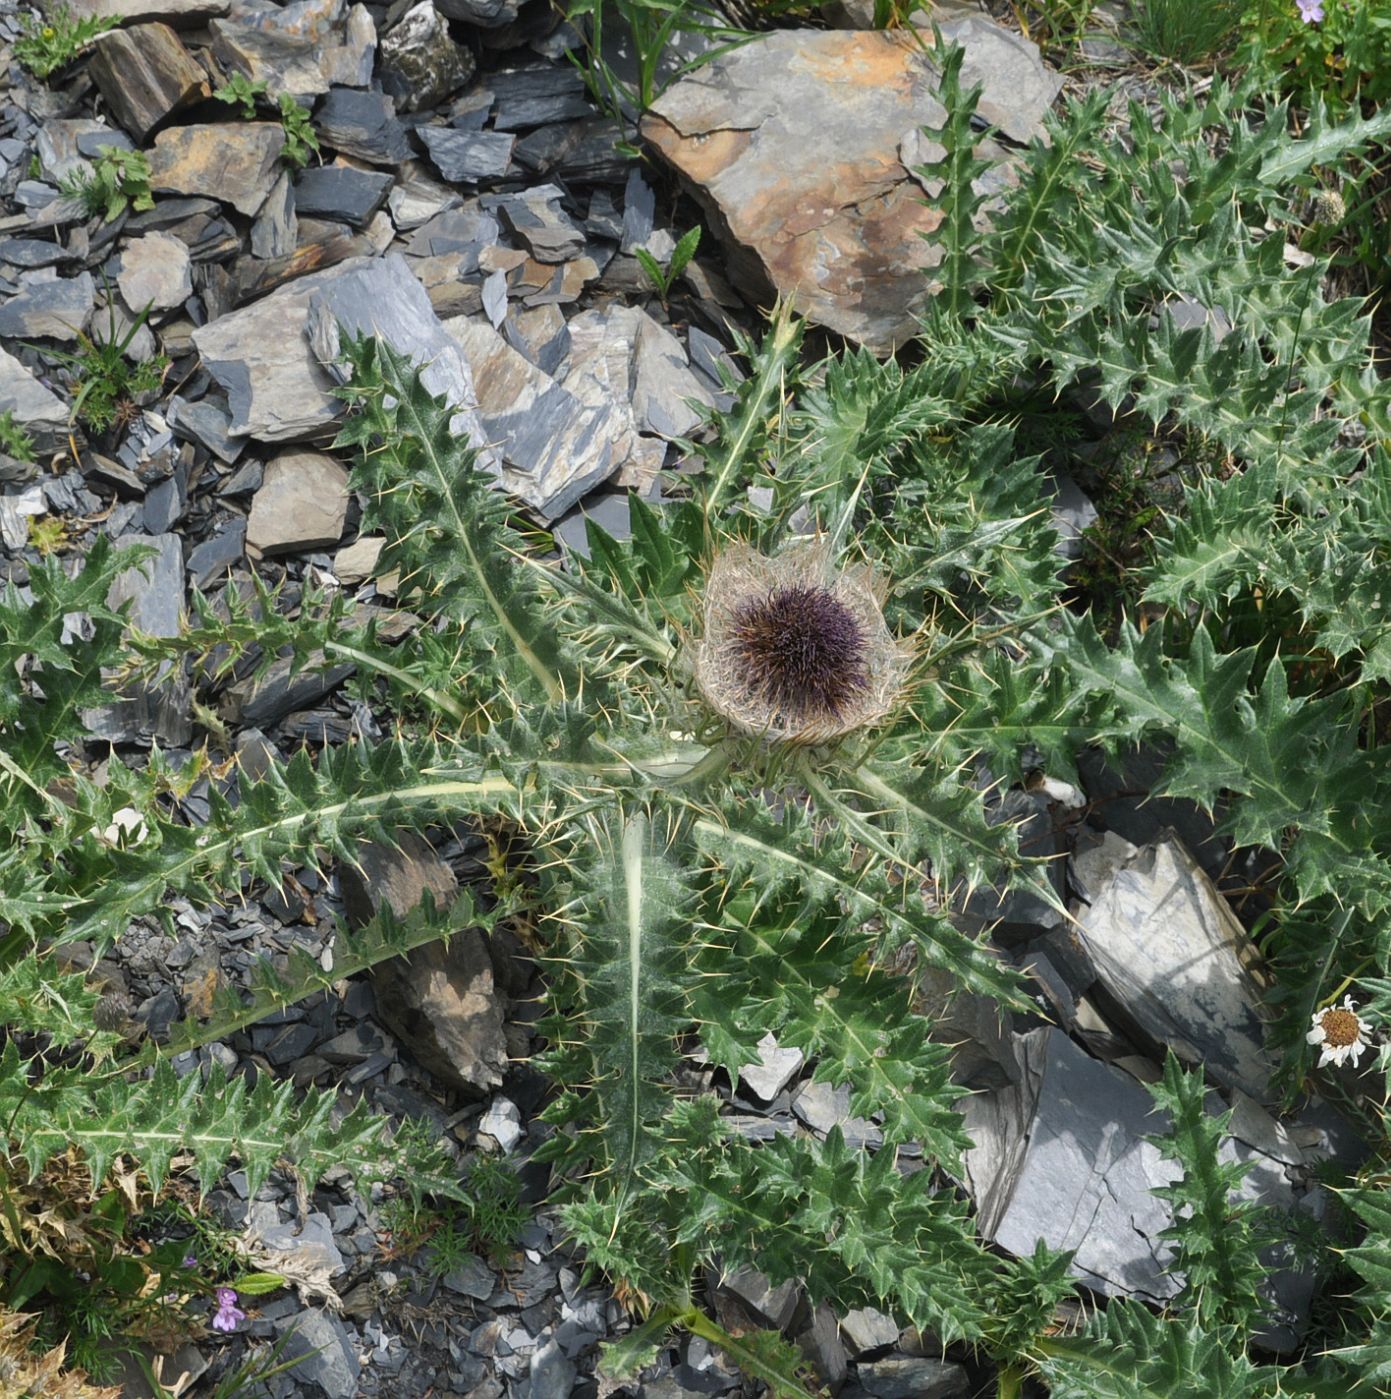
top-left (211, 1287), bottom-right (246, 1333)
top-left (1296, 0), bottom-right (1323, 22)
top-left (729, 585), bottom-right (869, 722)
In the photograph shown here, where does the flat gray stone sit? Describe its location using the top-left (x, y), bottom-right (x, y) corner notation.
top-left (840, 1308), bottom-right (898, 1356)
top-left (167, 394), bottom-right (244, 463)
top-left (255, 1211), bottom-right (346, 1280)
top-left (315, 87), bottom-right (410, 165)
top-left (0, 269), bottom-right (95, 341)
top-left (857, 1357), bottom-right (969, 1399)
top-left (442, 1253), bottom-right (495, 1300)
top-left (962, 1026), bottom-right (1316, 1346)
top-left (36, 119), bottom-right (108, 184)
top-left (303, 252), bottom-right (496, 469)
top-left (251, 169), bottom-right (298, 259)
top-left (84, 532), bottom-right (191, 745)
top-left (293, 164), bottom-right (393, 228)
top-left (631, 310), bottom-right (715, 439)
top-left (523, 1337), bottom-right (576, 1399)
top-left (192, 255), bottom-right (375, 441)
top-left (435, 0), bottom-right (518, 25)
top-left (0, 239), bottom-right (76, 269)
top-left (0, 346), bottom-right (68, 452)
top-left (931, 14), bottom-right (1061, 145)
top-left (738, 1031), bottom-right (804, 1103)
top-left (790, 1080), bottom-right (882, 1151)
top-left (246, 448), bottom-right (349, 555)
top-left (148, 122), bottom-right (284, 216)
top-left (445, 313), bottom-right (624, 519)
top-left (1074, 830), bottom-right (1275, 1099)
top-left (41, 0), bottom-right (228, 23)
top-left (276, 1308), bottom-right (360, 1399)
top-left (488, 62), bottom-right (592, 130)
top-left (418, 126), bottom-right (515, 183)
top-left (495, 184), bottom-right (586, 263)
top-left (117, 231), bottom-right (192, 312)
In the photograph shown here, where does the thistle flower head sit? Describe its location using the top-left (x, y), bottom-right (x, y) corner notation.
top-left (692, 541), bottom-right (910, 742)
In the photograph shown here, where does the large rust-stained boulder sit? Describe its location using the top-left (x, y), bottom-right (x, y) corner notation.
top-left (640, 29), bottom-right (1042, 353)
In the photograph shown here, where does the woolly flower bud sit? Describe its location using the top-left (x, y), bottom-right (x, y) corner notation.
top-left (692, 541), bottom-right (910, 743)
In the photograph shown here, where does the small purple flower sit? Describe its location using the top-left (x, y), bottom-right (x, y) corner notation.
top-left (182, 1253), bottom-right (198, 1269)
top-left (1296, 0), bottom-right (1323, 22)
top-left (211, 1287), bottom-right (246, 1333)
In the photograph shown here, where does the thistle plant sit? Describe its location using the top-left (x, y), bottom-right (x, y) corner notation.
top-left (5, 36), bottom-right (1391, 1399)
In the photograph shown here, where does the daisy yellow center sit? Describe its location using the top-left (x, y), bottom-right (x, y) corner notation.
top-left (1318, 1008), bottom-right (1360, 1047)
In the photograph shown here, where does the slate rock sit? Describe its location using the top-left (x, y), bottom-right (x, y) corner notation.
top-left (0, 346), bottom-right (68, 452)
top-left (149, 123), bottom-right (285, 216)
top-left (303, 253), bottom-right (497, 468)
top-left (738, 1031), bottom-right (804, 1103)
top-left (36, 118), bottom-right (109, 183)
top-left (276, 1308), bottom-right (360, 1399)
top-left (246, 449), bottom-right (349, 555)
top-left (641, 30), bottom-right (1035, 352)
top-left (551, 489), bottom-right (631, 559)
top-left (251, 169), bottom-right (298, 260)
top-left (255, 1211), bottom-right (346, 1282)
top-left (41, 0), bottom-right (228, 23)
top-left (931, 14), bottom-right (1061, 145)
top-left (87, 24), bottom-right (210, 141)
top-left (0, 269), bottom-right (95, 340)
top-left (315, 87), bottom-right (410, 165)
top-left (84, 532), bottom-right (192, 745)
top-left (855, 1357), bottom-right (969, 1399)
top-left (0, 239), bottom-right (76, 269)
top-left (798, 1302), bottom-right (848, 1395)
top-left (1074, 829), bottom-right (1275, 1100)
top-left (445, 313), bottom-right (625, 519)
top-left (187, 516), bottom-right (245, 586)
top-left (418, 126), bottom-right (515, 183)
top-left (522, 1337), bottom-right (576, 1399)
top-left (477, 1096), bottom-right (522, 1152)
top-left (442, 1253), bottom-right (496, 1300)
top-left (962, 1025), bottom-right (1314, 1343)
top-left (434, 0), bottom-right (518, 26)
top-left (340, 833), bottom-right (507, 1096)
top-left (166, 394), bottom-right (244, 463)
top-left (839, 1308), bottom-right (898, 1357)
top-left (717, 1264), bottom-right (801, 1332)
top-left (494, 184), bottom-right (586, 263)
top-left (117, 231), bottom-right (192, 312)
top-left (379, 1), bottom-right (474, 113)
top-left (790, 1080), bottom-right (882, 1151)
top-left (293, 165), bottom-right (393, 228)
top-left (236, 650), bottom-right (354, 726)
top-left (192, 255), bottom-right (375, 441)
top-left (488, 63), bottom-right (593, 130)
top-left (631, 310), bottom-right (715, 439)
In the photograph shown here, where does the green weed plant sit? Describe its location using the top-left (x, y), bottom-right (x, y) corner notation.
top-left (12, 4), bottom-right (116, 78)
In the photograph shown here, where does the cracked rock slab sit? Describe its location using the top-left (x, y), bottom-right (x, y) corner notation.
top-left (962, 1026), bottom-right (1317, 1346)
top-left (640, 29), bottom-right (1039, 353)
top-left (192, 256), bottom-right (376, 441)
top-left (445, 312), bottom-right (625, 519)
top-left (1074, 829), bottom-right (1276, 1100)
top-left (148, 122), bottom-right (285, 216)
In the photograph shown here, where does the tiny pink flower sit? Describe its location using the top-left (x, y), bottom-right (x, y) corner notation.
top-left (1296, 0), bottom-right (1324, 21)
top-left (211, 1287), bottom-right (246, 1332)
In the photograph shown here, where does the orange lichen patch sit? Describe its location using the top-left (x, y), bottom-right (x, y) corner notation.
top-left (791, 30), bottom-right (921, 90)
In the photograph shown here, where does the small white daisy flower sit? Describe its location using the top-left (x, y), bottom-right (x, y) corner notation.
top-left (1307, 995), bottom-right (1373, 1069)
